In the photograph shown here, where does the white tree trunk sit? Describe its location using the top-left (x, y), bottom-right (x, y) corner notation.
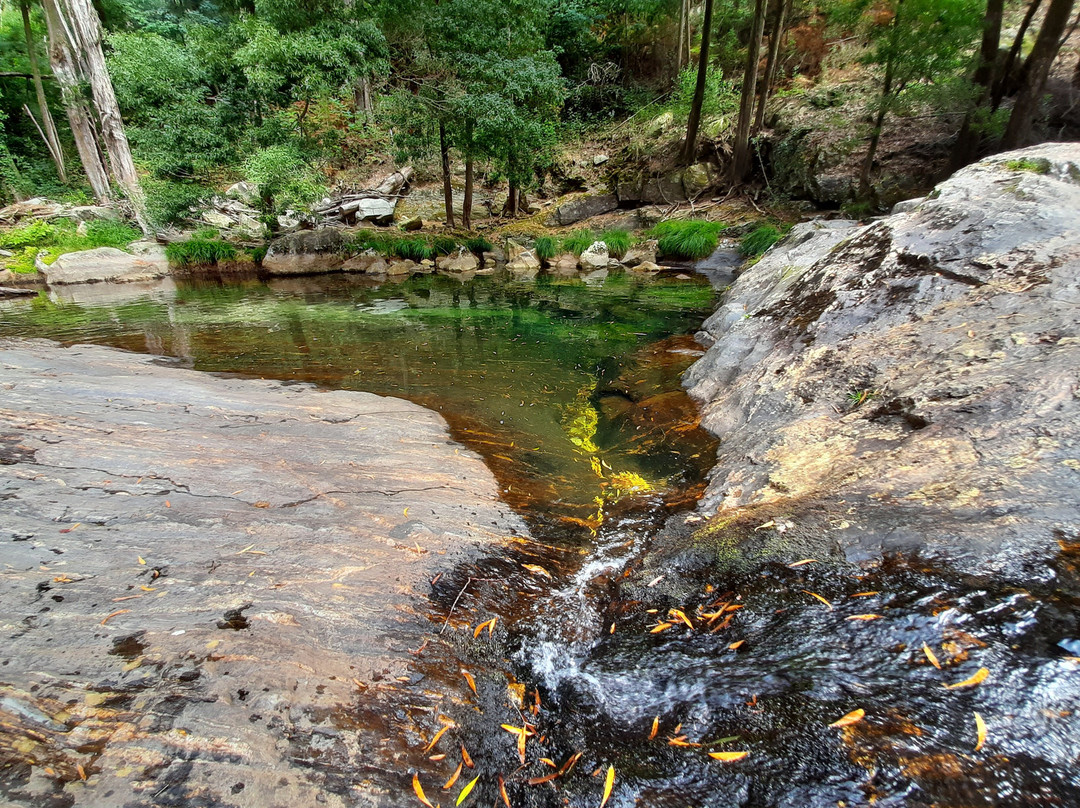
top-left (21, 0), bottom-right (67, 184)
top-left (40, 0), bottom-right (111, 203)
top-left (58, 0), bottom-right (148, 231)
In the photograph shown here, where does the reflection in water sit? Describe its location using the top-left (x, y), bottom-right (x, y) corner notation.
top-left (0, 269), bottom-right (717, 520)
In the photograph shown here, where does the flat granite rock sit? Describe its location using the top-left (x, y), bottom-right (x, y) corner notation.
top-left (684, 142), bottom-right (1080, 574)
top-left (0, 340), bottom-right (526, 807)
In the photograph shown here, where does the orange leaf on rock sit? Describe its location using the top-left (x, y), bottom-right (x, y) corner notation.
top-left (787, 559), bottom-right (818, 567)
top-left (650, 622), bottom-right (672, 634)
top-left (728, 640), bottom-right (745, 650)
top-left (828, 708), bottom-right (865, 728)
top-left (498, 774), bottom-right (511, 808)
top-left (648, 716), bottom-right (659, 740)
top-left (460, 743), bottom-right (474, 769)
top-left (944, 667), bottom-right (989, 690)
top-left (461, 670), bottom-right (477, 695)
top-left (801, 590), bottom-right (833, 609)
top-left (455, 774), bottom-right (479, 806)
top-left (974, 711), bottom-right (987, 751)
top-left (923, 644), bottom-right (942, 669)
top-left (845, 614), bottom-right (882, 621)
top-left (443, 761), bottom-right (464, 791)
top-left (412, 774), bottom-right (435, 808)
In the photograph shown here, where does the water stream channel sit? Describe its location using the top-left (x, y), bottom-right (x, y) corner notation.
top-left (2, 264), bottom-right (1078, 807)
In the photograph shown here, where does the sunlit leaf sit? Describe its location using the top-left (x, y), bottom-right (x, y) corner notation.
top-left (474, 618), bottom-right (497, 638)
top-left (828, 708), bottom-right (865, 728)
top-left (461, 670), bottom-right (477, 695)
top-left (77, 764), bottom-right (87, 780)
top-left (845, 614), bottom-right (882, 621)
top-left (413, 774), bottom-right (435, 808)
top-left (460, 744), bottom-right (474, 769)
top-left (923, 643), bottom-right (942, 669)
top-left (539, 758), bottom-right (556, 768)
top-left (974, 711), bottom-right (987, 751)
top-left (443, 761), bottom-right (463, 791)
top-left (708, 751), bottom-right (749, 762)
top-left (851, 591), bottom-right (880, 597)
top-left (100, 609), bottom-right (131, 625)
top-left (137, 555), bottom-right (146, 565)
top-left (599, 766), bottom-right (615, 808)
top-left (498, 774), bottom-right (511, 807)
top-left (787, 559), bottom-right (818, 567)
top-left (429, 754), bottom-right (446, 762)
top-left (801, 590), bottom-right (833, 609)
top-left (456, 774), bottom-right (480, 806)
top-left (648, 716), bottom-right (659, 740)
top-left (650, 622), bottom-right (672, 633)
top-left (522, 563), bottom-right (552, 579)
top-left (404, 507), bottom-right (409, 517)
top-left (944, 667), bottom-right (989, 689)
top-left (527, 772), bottom-right (560, 785)
top-left (669, 609), bottom-right (694, 630)
top-left (424, 721), bottom-right (454, 753)
top-left (557, 751), bottom-right (583, 776)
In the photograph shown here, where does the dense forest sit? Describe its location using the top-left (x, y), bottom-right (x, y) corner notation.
top-left (1, 0), bottom-right (1078, 231)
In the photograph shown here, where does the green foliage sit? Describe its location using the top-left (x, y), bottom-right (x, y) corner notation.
top-left (143, 179), bottom-right (209, 228)
top-left (561, 229), bottom-right (596, 256)
top-left (740, 225), bottom-right (784, 258)
top-left (431, 236), bottom-right (459, 256)
top-left (165, 237), bottom-right (238, 266)
top-left (650, 220), bottom-right (726, 260)
top-left (600, 229), bottom-right (631, 259)
top-left (0, 219), bottom-right (56, 250)
top-left (0, 218), bottom-right (140, 273)
top-left (391, 238), bottom-right (434, 262)
top-left (243, 145), bottom-right (325, 212)
top-left (465, 236), bottom-right (493, 255)
top-left (1005, 157), bottom-right (1051, 174)
top-left (533, 235), bottom-right (557, 261)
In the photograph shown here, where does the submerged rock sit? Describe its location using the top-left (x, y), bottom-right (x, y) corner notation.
top-left (684, 143), bottom-right (1080, 571)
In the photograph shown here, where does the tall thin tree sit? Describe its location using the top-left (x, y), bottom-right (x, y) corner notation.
top-left (681, 0), bottom-right (714, 164)
top-left (754, 0), bottom-right (791, 132)
top-left (20, 0), bottom-right (66, 183)
top-left (730, 0), bottom-right (767, 181)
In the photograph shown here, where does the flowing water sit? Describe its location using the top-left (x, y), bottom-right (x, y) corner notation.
top-left (3, 266), bottom-right (1078, 807)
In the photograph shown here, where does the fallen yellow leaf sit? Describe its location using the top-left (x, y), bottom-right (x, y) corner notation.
top-left (828, 708), bottom-right (865, 728)
top-left (944, 667), bottom-right (989, 690)
top-left (443, 761), bottom-right (464, 791)
top-left (498, 774), bottom-right (511, 807)
top-left (845, 614), bottom-right (882, 621)
top-left (728, 640), bottom-right (745, 650)
top-left (802, 590), bottom-right (833, 609)
top-left (669, 608), bottom-right (694, 630)
top-left (460, 743), bottom-right (474, 769)
top-left (522, 563), bottom-right (552, 579)
top-left (423, 721), bottom-right (453, 753)
top-left (974, 711), bottom-right (987, 751)
top-left (787, 559), bottom-right (818, 567)
top-left (648, 716), bottom-right (659, 740)
top-left (137, 556), bottom-right (146, 565)
top-left (923, 643), bottom-right (942, 669)
top-left (708, 751), bottom-right (749, 762)
top-left (650, 622), bottom-right (672, 634)
top-left (599, 765), bottom-right (615, 808)
top-left (456, 774), bottom-right (479, 806)
top-left (461, 669), bottom-right (477, 695)
top-left (473, 617), bottom-right (497, 638)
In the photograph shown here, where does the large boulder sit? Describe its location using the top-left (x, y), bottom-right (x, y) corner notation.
top-left (621, 239), bottom-right (658, 268)
top-left (551, 193), bottom-right (618, 226)
top-left (341, 197), bottom-right (396, 225)
top-left (39, 245), bottom-right (169, 285)
top-left (437, 252), bottom-right (480, 272)
top-left (684, 142), bottom-right (1080, 572)
top-left (579, 241), bottom-right (610, 270)
top-left (262, 228), bottom-right (347, 275)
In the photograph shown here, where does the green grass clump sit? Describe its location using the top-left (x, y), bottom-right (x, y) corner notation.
top-left (561, 229), bottom-right (596, 256)
top-left (0, 217), bottom-right (142, 273)
top-left (600, 229), bottom-right (631, 259)
top-left (1005, 157), bottom-right (1050, 174)
top-left (392, 237), bottom-right (434, 262)
top-left (0, 220), bottom-right (57, 250)
top-left (165, 238), bottom-right (237, 266)
top-left (533, 236), bottom-right (557, 261)
top-left (649, 220), bottom-right (725, 260)
top-left (739, 225), bottom-right (783, 258)
top-left (465, 236), bottom-right (493, 255)
top-left (431, 236), bottom-right (459, 256)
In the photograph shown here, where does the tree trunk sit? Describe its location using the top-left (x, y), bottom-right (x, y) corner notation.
top-left (21, 0), bottom-right (66, 183)
top-left (681, 0), bottom-right (714, 164)
top-left (40, 0), bottom-right (111, 204)
top-left (677, 0), bottom-right (686, 74)
top-left (58, 0), bottom-right (147, 231)
top-left (951, 0), bottom-right (1004, 169)
top-left (1002, 0), bottom-right (1076, 148)
top-left (439, 121), bottom-right (455, 227)
top-left (462, 155), bottom-right (473, 231)
top-left (730, 0), bottom-right (767, 182)
top-left (507, 183), bottom-right (518, 217)
top-left (992, 0), bottom-right (1042, 109)
top-left (754, 0), bottom-right (790, 132)
top-left (859, 0), bottom-right (903, 197)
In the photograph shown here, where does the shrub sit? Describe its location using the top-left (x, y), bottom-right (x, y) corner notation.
top-left (0, 220), bottom-right (56, 250)
top-left (533, 236), bottom-right (557, 261)
top-left (144, 179), bottom-right (209, 227)
top-left (600, 229), bottom-right (631, 259)
top-left (465, 236), bottom-right (493, 255)
top-left (561, 229), bottom-right (595, 256)
top-left (739, 225), bottom-right (783, 258)
top-left (84, 220), bottom-right (141, 250)
top-left (165, 238), bottom-right (237, 266)
top-left (243, 144), bottom-right (325, 213)
top-left (649, 220), bottom-right (725, 260)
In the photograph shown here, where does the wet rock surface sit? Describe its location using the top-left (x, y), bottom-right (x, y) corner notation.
top-left (0, 340), bottom-right (526, 806)
top-left (685, 143), bottom-right (1080, 574)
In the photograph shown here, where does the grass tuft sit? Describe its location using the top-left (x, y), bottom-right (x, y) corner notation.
top-left (649, 220), bottom-right (725, 260)
top-left (561, 229), bottom-right (596, 256)
top-left (465, 236), bottom-right (493, 255)
top-left (431, 236), bottom-right (459, 256)
top-left (739, 225), bottom-right (783, 259)
top-left (600, 229), bottom-right (631, 259)
top-left (391, 237), bottom-right (434, 262)
top-left (165, 237), bottom-right (237, 266)
top-left (533, 236), bottom-right (557, 261)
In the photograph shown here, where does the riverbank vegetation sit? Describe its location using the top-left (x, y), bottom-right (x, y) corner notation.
top-left (1, 0), bottom-right (1077, 237)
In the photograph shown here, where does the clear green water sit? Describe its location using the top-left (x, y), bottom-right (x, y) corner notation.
top-left (0, 270), bottom-right (717, 520)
